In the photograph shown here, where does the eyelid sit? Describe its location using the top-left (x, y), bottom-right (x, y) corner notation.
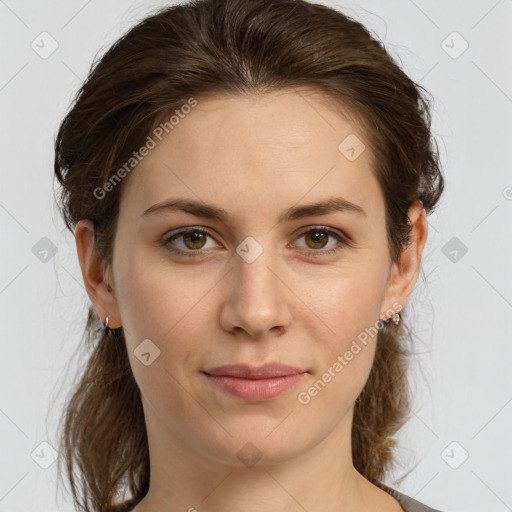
top-left (293, 225), bottom-right (351, 243)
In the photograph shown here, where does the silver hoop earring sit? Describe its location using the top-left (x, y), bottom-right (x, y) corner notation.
top-left (103, 315), bottom-right (123, 333)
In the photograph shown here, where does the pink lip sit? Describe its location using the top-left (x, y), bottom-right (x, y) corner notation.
top-left (203, 363), bottom-right (308, 401)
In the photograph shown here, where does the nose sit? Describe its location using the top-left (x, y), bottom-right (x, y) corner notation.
top-left (219, 247), bottom-right (293, 339)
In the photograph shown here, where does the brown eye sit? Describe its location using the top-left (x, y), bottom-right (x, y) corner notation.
top-left (162, 228), bottom-right (217, 256)
top-left (182, 231), bottom-right (208, 250)
top-left (293, 226), bottom-right (348, 258)
top-left (304, 230), bottom-right (330, 250)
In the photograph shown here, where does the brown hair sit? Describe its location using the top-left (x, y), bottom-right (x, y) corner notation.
top-left (53, 0), bottom-right (444, 510)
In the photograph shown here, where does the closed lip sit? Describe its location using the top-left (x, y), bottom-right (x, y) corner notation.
top-left (203, 363), bottom-right (307, 379)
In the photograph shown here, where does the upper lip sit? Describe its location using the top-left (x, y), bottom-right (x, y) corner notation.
top-left (204, 363), bottom-right (307, 379)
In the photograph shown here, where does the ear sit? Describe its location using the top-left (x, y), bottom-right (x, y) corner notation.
top-left (379, 200), bottom-right (428, 320)
top-left (75, 219), bottom-right (122, 328)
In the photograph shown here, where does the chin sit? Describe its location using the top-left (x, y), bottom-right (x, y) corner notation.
top-left (193, 418), bottom-right (320, 469)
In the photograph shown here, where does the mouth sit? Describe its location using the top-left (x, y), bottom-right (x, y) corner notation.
top-left (202, 363), bottom-right (309, 401)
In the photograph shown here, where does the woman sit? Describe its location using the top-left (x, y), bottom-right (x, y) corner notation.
top-left (54, 0), bottom-right (445, 511)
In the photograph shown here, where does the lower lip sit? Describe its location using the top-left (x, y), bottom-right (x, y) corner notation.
top-left (204, 372), bottom-right (308, 401)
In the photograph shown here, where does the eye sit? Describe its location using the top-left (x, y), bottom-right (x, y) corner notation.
top-left (161, 225), bottom-right (350, 258)
top-left (162, 227), bottom-right (218, 257)
top-left (291, 226), bottom-right (348, 257)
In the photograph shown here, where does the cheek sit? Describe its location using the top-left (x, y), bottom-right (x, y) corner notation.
top-left (114, 255), bottom-right (209, 417)
top-left (115, 248), bottom-right (211, 342)
top-left (309, 257), bottom-right (388, 343)
top-left (297, 256), bottom-right (388, 401)
top-left (295, 293), bottom-right (380, 424)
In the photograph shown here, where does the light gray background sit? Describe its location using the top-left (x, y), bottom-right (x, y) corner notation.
top-left (1, 1), bottom-right (511, 511)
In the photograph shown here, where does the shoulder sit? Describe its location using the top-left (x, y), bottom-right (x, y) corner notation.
top-left (380, 483), bottom-right (444, 512)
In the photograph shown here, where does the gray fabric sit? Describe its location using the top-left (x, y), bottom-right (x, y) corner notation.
top-left (381, 483), bottom-right (444, 512)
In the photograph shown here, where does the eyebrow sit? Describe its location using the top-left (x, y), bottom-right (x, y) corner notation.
top-left (141, 196), bottom-right (367, 223)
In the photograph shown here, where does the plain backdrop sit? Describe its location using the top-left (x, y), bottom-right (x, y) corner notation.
top-left (1, 1), bottom-right (511, 511)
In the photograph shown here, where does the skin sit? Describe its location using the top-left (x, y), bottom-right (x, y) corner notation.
top-left (75, 88), bottom-right (427, 512)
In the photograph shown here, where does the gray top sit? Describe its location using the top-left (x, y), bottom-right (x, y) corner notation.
top-left (381, 483), bottom-right (443, 512)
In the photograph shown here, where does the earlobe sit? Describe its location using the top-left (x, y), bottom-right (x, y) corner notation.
top-left (75, 219), bottom-right (122, 328)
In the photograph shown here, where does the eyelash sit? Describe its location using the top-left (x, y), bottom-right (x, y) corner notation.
top-left (161, 226), bottom-right (351, 259)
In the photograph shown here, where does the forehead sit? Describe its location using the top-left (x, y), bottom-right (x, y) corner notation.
top-left (119, 88), bottom-right (383, 225)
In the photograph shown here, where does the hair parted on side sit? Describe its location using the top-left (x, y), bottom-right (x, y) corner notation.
top-left (53, 1), bottom-right (444, 511)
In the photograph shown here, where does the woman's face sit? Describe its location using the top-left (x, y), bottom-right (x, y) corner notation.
top-left (96, 88), bottom-right (421, 467)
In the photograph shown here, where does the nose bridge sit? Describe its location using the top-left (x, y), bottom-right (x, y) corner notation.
top-left (221, 234), bottom-right (291, 335)
top-left (234, 237), bottom-right (281, 304)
